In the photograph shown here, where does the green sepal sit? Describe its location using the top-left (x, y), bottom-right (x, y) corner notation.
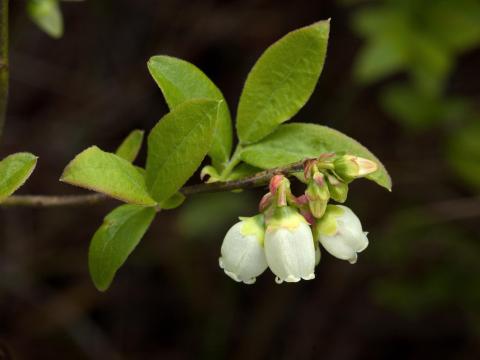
top-left (315, 204), bottom-right (344, 237)
top-left (265, 206), bottom-right (306, 231)
top-left (239, 214), bottom-right (265, 245)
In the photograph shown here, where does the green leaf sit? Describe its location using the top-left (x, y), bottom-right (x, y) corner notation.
top-left (178, 192), bottom-right (254, 239)
top-left (89, 204), bottom-right (156, 291)
top-left (135, 166), bottom-right (146, 177)
top-left (354, 38), bottom-right (408, 84)
top-left (236, 20), bottom-right (330, 144)
top-left (380, 84), bottom-right (444, 130)
top-left (27, 0), bottom-right (64, 39)
top-left (148, 55), bottom-right (232, 170)
top-left (160, 192), bottom-right (186, 210)
top-left (225, 163), bottom-right (262, 181)
top-left (240, 123), bottom-right (392, 190)
top-left (351, 8), bottom-right (415, 86)
top-left (115, 129), bottom-right (144, 162)
top-left (427, 0), bottom-right (480, 53)
top-left (146, 99), bottom-right (220, 203)
top-left (447, 120), bottom-right (480, 189)
top-left (0, 153), bottom-right (38, 202)
top-left (61, 146), bottom-right (157, 206)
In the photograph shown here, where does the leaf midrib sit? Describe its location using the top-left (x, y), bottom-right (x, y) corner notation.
top-left (149, 115), bottom-right (211, 198)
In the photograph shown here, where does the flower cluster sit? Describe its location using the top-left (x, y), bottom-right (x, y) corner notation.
top-left (219, 154), bottom-right (378, 284)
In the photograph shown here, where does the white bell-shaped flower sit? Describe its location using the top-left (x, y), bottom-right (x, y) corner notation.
top-left (264, 207), bottom-right (316, 284)
top-left (219, 215), bottom-right (268, 284)
top-left (316, 205), bottom-right (368, 264)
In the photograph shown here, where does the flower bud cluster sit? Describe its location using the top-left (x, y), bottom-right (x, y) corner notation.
top-left (218, 154), bottom-right (377, 284)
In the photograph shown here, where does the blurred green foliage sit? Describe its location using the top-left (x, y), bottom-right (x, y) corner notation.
top-left (354, 0), bottom-right (480, 85)
top-left (448, 120), bottom-right (480, 189)
top-left (27, 0), bottom-right (64, 38)
top-left (371, 209), bottom-right (480, 325)
top-left (347, 0), bottom-right (480, 329)
top-left (353, 0), bottom-right (480, 90)
top-left (178, 192), bottom-right (256, 241)
top-left (349, 0), bottom-right (480, 188)
top-left (351, 0), bottom-right (480, 131)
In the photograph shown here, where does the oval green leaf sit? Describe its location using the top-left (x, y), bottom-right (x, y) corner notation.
top-left (115, 129), bottom-right (144, 162)
top-left (89, 204), bottom-right (156, 291)
top-left (27, 0), bottom-right (64, 39)
top-left (146, 99), bottom-right (220, 203)
top-left (236, 20), bottom-right (330, 144)
top-left (240, 123), bottom-right (392, 190)
top-left (160, 192), bottom-right (186, 210)
top-left (225, 163), bottom-right (262, 181)
top-left (0, 152), bottom-right (38, 202)
top-left (148, 55), bottom-right (232, 170)
top-left (447, 120), bottom-right (480, 189)
top-left (61, 146), bottom-right (157, 206)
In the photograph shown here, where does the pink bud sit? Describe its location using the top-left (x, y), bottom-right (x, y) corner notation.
top-left (313, 172), bottom-right (325, 186)
top-left (295, 194), bottom-right (309, 206)
top-left (259, 192), bottom-right (273, 212)
top-left (300, 209), bottom-right (315, 225)
top-left (269, 174), bottom-right (284, 194)
top-left (303, 159), bottom-right (316, 180)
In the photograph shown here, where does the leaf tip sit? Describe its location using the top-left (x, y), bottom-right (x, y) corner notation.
top-left (90, 270), bottom-right (111, 292)
top-left (147, 55), bottom-right (170, 68)
top-left (146, 56), bottom-right (156, 67)
top-left (28, 154), bottom-right (39, 167)
top-left (94, 282), bottom-right (110, 292)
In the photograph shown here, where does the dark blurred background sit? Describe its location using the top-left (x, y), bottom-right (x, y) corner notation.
top-left (1, 0), bottom-right (480, 359)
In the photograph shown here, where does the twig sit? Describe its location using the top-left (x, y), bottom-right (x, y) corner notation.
top-left (0, 194), bottom-right (107, 207)
top-left (0, 159), bottom-right (307, 207)
top-left (0, 0), bottom-right (8, 137)
top-left (181, 160), bottom-right (304, 195)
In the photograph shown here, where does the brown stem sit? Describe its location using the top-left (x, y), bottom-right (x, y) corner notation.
top-left (0, 0), bottom-right (8, 137)
top-left (0, 194), bottom-right (107, 207)
top-left (0, 159), bottom-right (307, 207)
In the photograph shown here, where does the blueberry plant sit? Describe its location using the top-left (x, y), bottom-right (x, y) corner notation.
top-left (0, 18), bottom-right (391, 290)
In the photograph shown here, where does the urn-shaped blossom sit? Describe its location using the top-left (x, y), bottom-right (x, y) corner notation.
top-left (315, 205), bottom-right (369, 264)
top-left (264, 206), bottom-right (316, 283)
top-left (219, 215), bottom-right (268, 284)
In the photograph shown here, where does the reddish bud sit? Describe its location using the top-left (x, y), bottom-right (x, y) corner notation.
top-left (269, 174), bottom-right (284, 194)
top-left (300, 208), bottom-right (316, 225)
top-left (259, 193), bottom-right (273, 212)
